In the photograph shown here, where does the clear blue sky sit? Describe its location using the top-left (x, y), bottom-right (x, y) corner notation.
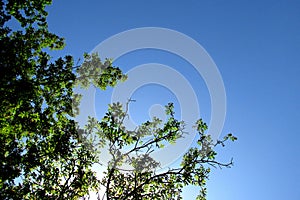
top-left (46, 0), bottom-right (300, 199)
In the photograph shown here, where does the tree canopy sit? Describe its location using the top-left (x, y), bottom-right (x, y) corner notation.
top-left (0, 1), bottom-right (236, 199)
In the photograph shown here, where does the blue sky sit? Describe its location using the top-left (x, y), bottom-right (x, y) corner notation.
top-left (46, 0), bottom-right (300, 199)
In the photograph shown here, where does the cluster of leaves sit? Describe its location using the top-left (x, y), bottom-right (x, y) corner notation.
top-left (75, 53), bottom-right (127, 90)
top-left (81, 102), bottom-right (236, 200)
top-left (0, 1), bottom-right (125, 199)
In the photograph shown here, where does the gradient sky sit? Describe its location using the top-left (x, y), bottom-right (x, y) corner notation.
top-left (46, 0), bottom-right (300, 199)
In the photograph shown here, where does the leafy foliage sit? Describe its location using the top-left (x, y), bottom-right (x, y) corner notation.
top-left (0, 1), bottom-right (236, 200)
top-left (83, 102), bottom-right (235, 200)
top-left (0, 1), bottom-right (125, 199)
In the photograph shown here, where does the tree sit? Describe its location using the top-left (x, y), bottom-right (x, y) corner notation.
top-left (0, 1), bottom-right (236, 199)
